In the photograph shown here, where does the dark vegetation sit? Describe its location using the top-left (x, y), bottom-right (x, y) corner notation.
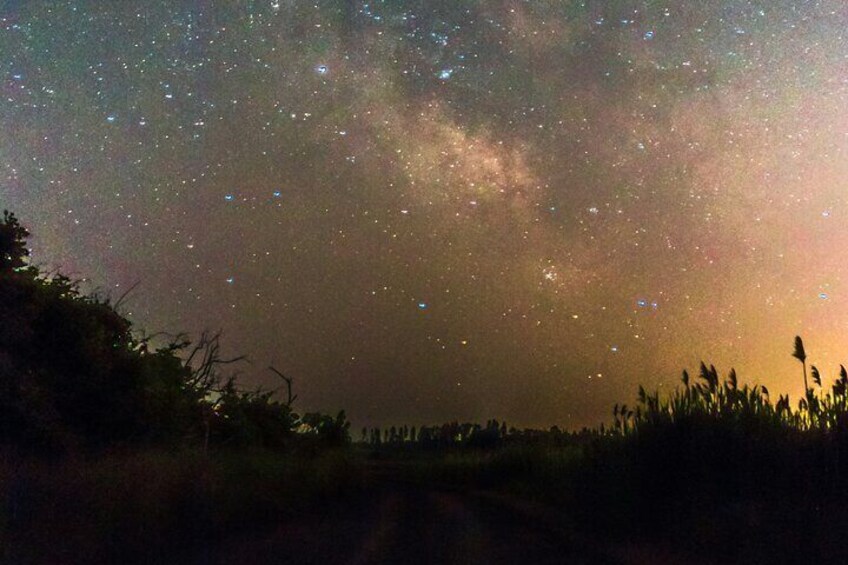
top-left (4, 209), bottom-right (848, 563)
top-left (0, 210), bottom-right (356, 562)
top-left (364, 350), bottom-right (848, 562)
top-left (0, 211), bottom-right (350, 454)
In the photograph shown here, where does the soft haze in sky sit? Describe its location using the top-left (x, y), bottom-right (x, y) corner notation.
top-left (2, 1), bottom-right (847, 428)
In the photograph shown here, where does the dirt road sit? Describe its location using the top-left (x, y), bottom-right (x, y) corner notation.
top-left (196, 483), bottom-right (617, 565)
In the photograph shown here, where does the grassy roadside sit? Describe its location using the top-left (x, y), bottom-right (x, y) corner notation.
top-left (376, 427), bottom-right (848, 563)
top-left (1, 447), bottom-right (364, 564)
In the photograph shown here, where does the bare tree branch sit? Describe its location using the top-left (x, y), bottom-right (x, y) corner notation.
top-left (268, 366), bottom-right (297, 407)
top-left (114, 279), bottom-right (142, 310)
top-left (182, 330), bottom-right (247, 395)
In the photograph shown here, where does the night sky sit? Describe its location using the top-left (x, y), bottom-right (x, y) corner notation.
top-left (2, 1), bottom-right (847, 429)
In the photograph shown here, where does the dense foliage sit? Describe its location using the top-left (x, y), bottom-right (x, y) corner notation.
top-left (0, 210), bottom-right (349, 453)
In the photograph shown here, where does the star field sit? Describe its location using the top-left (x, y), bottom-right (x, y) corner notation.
top-left (2, 1), bottom-right (847, 428)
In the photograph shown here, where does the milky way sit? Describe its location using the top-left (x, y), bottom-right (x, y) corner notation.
top-left (2, 1), bottom-right (847, 428)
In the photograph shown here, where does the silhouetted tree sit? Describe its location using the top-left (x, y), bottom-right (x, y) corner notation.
top-left (300, 410), bottom-right (351, 446)
top-left (0, 209), bottom-right (29, 271)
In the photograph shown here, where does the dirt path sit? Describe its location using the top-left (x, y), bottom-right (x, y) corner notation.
top-left (196, 483), bottom-right (617, 565)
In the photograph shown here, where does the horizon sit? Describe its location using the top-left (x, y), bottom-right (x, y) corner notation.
top-left (3, 1), bottom-right (847, 430)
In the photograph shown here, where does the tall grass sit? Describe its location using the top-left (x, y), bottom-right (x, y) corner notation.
top-left (614, 359), bottom-right (848, 435)
top-left (384, 340), bottom-right (848, 562)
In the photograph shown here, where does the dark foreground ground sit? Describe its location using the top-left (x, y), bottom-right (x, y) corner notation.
top-left (191, 475), bottom-right (709, 565)
top-left (4, 452), bottom-right (817, 564)
top-left (202, 486), bottom-right (596, 565)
